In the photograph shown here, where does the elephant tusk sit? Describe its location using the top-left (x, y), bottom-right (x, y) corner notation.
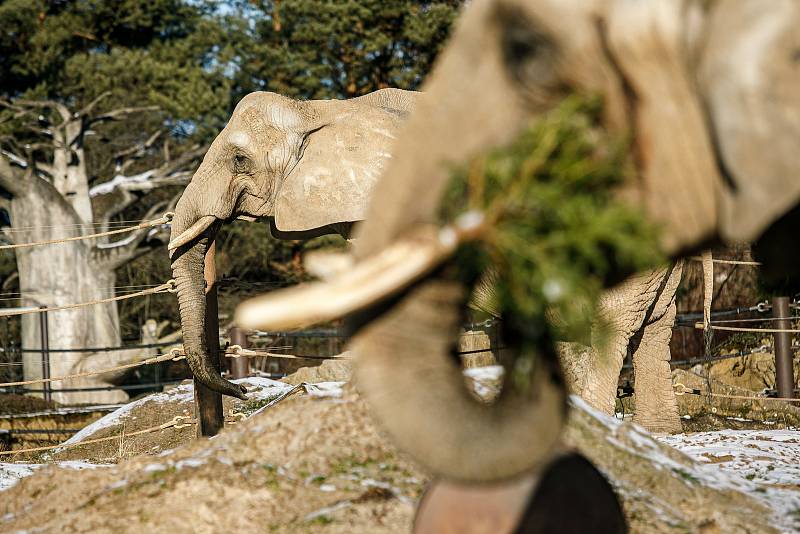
top-left (303, 250), bottom-right (355, 280)
top-left (235, 222), bottom-right (483, 331)
top-left (168, 215), bottom-right (217, 253)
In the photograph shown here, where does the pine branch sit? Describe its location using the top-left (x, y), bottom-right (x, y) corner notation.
top-left (441, 96), bottom-right (664, 357)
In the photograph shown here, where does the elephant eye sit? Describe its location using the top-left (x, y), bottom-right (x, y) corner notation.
top-left (500, 15), bottom-right (558, 89)
top-left (233, 153), bottom-right (251, 174)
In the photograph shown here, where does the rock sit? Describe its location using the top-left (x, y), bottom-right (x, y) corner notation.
top-left (672, 368), bottom-right (800, 426)
top-left (708, 352), bottom-right (800, 392)
top-left (281, 356), bottom-right (353, 385)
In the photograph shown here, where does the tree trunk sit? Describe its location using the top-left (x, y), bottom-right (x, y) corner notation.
top-left (14, 182), bottom-right (129, 405)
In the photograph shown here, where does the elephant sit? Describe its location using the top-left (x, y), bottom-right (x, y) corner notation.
top-left (168, 88), bottom-right (417, 399)
top-left (236, 0), bottom-right (800, 483)
top-left (560, 263), bottom-right (684, 433)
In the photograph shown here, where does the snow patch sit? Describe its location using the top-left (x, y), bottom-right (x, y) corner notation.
top-left (143, 463), bottom-right (167, 474)
top-left (463, 365), bottom-right (503, 400)
top-left (0, 461), bottom-right (107, 492)
top-left (658, 430), bottom-right (800, 530)
top-left (304, 381), bottom-right (345, 398)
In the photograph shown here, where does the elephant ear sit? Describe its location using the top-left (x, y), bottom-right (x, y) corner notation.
top-left (699, 0), bottom-right (800, 243)
top-left (273, 103), bottom-right (407, 233)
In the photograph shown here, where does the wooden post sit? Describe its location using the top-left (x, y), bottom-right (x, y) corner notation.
top-left (229, 327), bottom-right (250, 379)
top-left (195, 240), bottom-right (225, 437)
top-left (772, 296), bottom-right (796, 400)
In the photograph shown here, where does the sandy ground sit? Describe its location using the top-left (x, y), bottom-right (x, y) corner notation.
top-left (0, 368), bottom-right (798, 533)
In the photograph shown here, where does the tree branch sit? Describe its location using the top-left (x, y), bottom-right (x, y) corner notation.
top-left (78, 91), bottom-right (112, 117)
top-left (89, 143), bottom-right (205, 224)
top-left (89, 105), bottom-right (159, 125)
top-left (0, 152), bottom-right (31, 197)
top-left (114, 130), bottom-right (163, 175)
top-left (90, 201), bottom-right (170, 270)
top-left (11, 98), bottom-right (71, 124)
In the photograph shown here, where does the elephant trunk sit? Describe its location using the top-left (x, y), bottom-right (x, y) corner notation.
top-left (351, 277), bottom-right (567, 482)
top-left (170, 205), bottom-right (248, 400)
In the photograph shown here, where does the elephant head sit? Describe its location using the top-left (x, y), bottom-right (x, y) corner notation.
top-left (237, 0), bottom-right (800, 480)
top-left (169, 88), bottom-right (417, 399)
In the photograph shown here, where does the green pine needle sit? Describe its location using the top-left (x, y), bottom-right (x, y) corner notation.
top-left (441, 95), bottom-right (665, 353)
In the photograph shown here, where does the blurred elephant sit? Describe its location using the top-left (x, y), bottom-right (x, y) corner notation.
top-left (168, 88), bottom-right (417, 399)
top-left (561, 263), bottom-right (684, 434)
top-left (238, 0), bottom-right (799, 482)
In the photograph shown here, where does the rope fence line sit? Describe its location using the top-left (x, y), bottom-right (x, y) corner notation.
top-left (0, 348), bottom-right (186, 387)
top-left (0, 345), bottom-right (347, 388)
top-left (701, 316), bottom-right (800, 324)
top-left (0, 212), bottom-right (173, 251)
top-left (0, 414), bottom-right (196, 457)
top-left (673, 382), bottom-right (800, 403)
top-left (693, 323), bottom-right (800, 334)
top-left (226, 345), bottom-right (349, 361)
top-left (0, 280), bottom-right (176, 317)
top-left (1, 220), bottom-right (160, 233)
top-left (15, 381), bottom-right (185, 393)
top-left (2, 340), bottom-right (183, 354)
top-left (689, 256), bottom-right (762, 266)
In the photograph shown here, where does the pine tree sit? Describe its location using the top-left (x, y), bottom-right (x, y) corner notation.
top-left (222, 0), bottom-right (463, 99)
top-left (0, 0), bottom-right (235, 402)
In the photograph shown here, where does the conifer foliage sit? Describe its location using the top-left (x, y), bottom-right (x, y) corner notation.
top-left (441, 97), bottom-right (664, 354)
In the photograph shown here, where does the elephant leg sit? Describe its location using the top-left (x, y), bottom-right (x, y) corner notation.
top-left (631, 301), bottom-right (681, 433)
top-left (580, 331), bottom-right (630, 416)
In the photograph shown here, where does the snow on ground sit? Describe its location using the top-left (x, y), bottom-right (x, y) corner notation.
top-left (0, 461), bottom-right (106, 492)
top-left (575, 395), bottom-right (800, 532)
top-left (303, 381), bottom-right (345, 398)
top-left (658, 430), bottom-right (800, 530)
top-left (463, 365), bottom-right (503, 399)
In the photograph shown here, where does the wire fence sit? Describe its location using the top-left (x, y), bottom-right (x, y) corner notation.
top-left (0, 213), bottom-right (172, 251)
top-left (0, 236), bottom-right (796, 451)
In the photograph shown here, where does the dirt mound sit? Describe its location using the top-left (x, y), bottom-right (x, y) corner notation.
top-left (36, 377), bottom-right (301, 463)
top-left (282, 358), bottom-right (353, 385)
top-left (1, 383), bottom-right (793, 533)
top-left (0, 394), bottom-right (57, 415)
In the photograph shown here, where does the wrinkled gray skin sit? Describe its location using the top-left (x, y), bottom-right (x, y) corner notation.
top-left (563, 264), bottom-right (684, 434)
top-left (345, 0), bottom-right (800, 481)
top-left (168, 88), bottom-right (417, 399)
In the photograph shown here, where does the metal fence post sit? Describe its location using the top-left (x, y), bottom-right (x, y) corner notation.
top-left (229, 327), bottom-right (250, 379)
top-left (194, 240), bottom-right (225, 437)
top-left (39, 306), bottom-right (51, 403)
top-left (772, 296), bottom-right (795, 400)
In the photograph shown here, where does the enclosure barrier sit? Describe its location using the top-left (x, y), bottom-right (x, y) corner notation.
top-left (1, 246), bottom-right (794, 438)
top-left (0, 414), bottom-right (196, 457)
top-left (673, 382), bottom-right (800, 403)
top-left (0, 280), bottom-right (177, 318)
top-left (0, 212), bottom-right (173, 251)
top-left (0, 381), bottom-right (316, 457)
top-left (0, 346), bottom-right (347, 389)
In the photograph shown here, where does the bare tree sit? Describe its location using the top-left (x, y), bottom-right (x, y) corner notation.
top-left (0, 94), bottom-right (203, 404)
